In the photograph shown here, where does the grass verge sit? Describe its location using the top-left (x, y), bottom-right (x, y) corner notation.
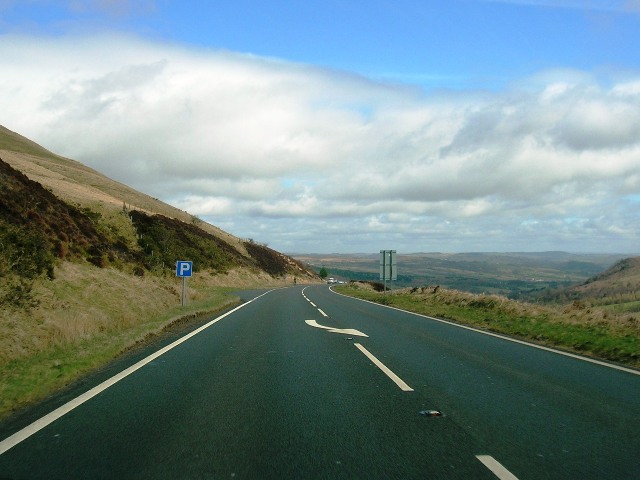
top-left (335, 283), bottom-right (640, 369)
top-left (0, 262), bottom-right (283, 420)
top-left (0, 292), bottom-right (237, 419)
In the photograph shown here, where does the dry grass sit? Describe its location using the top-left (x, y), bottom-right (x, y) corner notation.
top-left (1, 263), bottom-right (173, 364)
top-left (0, 261), bottom-right (300, 418)
top-left (396, 286), bottom-right (640, 338)
top-left (0, 261), bottom-right (300, 366)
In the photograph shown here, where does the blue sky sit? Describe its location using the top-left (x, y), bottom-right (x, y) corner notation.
top-left (1, 0), bottom-right (639, 253)
top-left (4, 1), bottom-right (639, 88)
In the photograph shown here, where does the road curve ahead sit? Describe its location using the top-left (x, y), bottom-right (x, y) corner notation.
top-left (1, 285), bottom-right (638, 479)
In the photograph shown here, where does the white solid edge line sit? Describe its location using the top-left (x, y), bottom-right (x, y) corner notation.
top-left (476, 455), bottom-right (519, 480)
top-left (330, 288), bottom-right (640, 376)
top-left (354, 343), bottom-right (414, 392)
top-left (0, 290), bottom-right (275, 456)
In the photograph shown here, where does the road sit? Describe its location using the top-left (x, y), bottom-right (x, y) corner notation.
top-left (1, 285), bottom-right (639, 479)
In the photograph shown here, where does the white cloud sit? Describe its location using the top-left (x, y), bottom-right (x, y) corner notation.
top-left (1, 33), bottom-right (639, 253)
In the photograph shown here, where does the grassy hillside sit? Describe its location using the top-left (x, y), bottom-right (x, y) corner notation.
top-left (0, 125), bottom-right (62, 160)
top-left (0, 125), bottom-right (317, 418)
top-left (0, 125), bottom-right (245, 252)
top-left (538, 257), bottom-right (640, 313)
top-left (0, 125), bottom-right (316, 281)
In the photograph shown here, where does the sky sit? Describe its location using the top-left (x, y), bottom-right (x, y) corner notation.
top-left (1, 1), bottom-right (639, 254)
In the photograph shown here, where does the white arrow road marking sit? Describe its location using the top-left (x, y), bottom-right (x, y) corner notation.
top-left (305, 319), bottom-right (368, 337)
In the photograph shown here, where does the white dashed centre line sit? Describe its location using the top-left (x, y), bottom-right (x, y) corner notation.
top-left (354, 343), bottom-right (414, 392)
top-left (309, 288), bottom-right (521, 478)
top-left (306, 288), bottom-right (519, 478)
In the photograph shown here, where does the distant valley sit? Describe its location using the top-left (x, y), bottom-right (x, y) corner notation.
top-left (294, 251), bottom-right (632, 300)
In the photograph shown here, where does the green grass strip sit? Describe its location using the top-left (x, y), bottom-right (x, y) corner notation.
top-left (336, 286), bottom-right (639, 368)
top-left (0, 289), bottom-right (239, 420)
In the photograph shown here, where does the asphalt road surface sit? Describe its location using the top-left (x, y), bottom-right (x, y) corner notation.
top-left (1, 285), bottom-right (639, 479)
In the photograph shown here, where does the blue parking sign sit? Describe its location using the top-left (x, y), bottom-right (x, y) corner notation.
top-left (176, 260), bottom-right (193, 277)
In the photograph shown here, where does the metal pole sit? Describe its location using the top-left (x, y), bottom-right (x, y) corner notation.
top-left (384, 250), bottom-right (388, 295)
top-left (181, 276), bottom-right (186, 306)
top-left (382, 251), bottom-right (386, 295)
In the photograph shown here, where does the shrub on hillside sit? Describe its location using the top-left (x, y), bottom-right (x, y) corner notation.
top-left (130, 210), bottom-right (242, 274)
top-left (243, 240), bottom-right (287, 276)
top-left (0, 221), bottom-right (55, 308)
top-left (2, 157), bottom-right (149, 265)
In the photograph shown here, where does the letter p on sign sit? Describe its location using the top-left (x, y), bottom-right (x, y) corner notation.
top-left (176, 260), bottom-right (193, 277)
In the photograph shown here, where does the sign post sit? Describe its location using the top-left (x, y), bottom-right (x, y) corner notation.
top-left (379, 250), bottom-right (397, 294)
top-left (175, 260), bottom-right (193, 306)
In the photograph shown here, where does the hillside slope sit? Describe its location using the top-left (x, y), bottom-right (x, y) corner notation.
top-left (545, 257), bottom-right (640, 311)
top-left (0, 125), bottom-right (317, 417)
top-left (0, 125), bottom-right (245, 254)
top-left (0, 124), bottom-right (315, 280)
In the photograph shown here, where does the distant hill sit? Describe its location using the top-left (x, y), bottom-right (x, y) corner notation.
top-left (540, 257), bottom-right (640, 312)
top-left (295, 251), bottom-right (629, 299)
